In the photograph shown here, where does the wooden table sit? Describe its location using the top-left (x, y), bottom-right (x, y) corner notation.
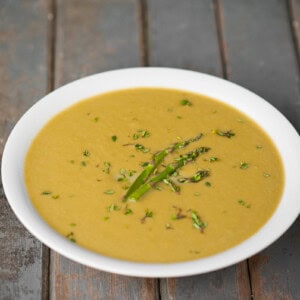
top-left (1, 1), bottom-right (300, 299)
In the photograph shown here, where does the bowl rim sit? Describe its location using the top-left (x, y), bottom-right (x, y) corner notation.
top-left (2, 67), bottom-right (300, 277)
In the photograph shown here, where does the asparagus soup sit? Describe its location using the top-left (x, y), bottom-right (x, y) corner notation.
top-left (24, 88), bottom-right (284, 262)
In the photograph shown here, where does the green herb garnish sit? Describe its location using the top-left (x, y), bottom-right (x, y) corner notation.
top-left (104, 189), bottom-right (115, 195)
top-left (123, 134), bottom-right (206, 202)
top-left (240, 162), bottom-right (249, 170)
top-left (51, 195), bottom-right (60, 199)
top-left (81, 161), bottom-right (87, 167)
top-left (205, 181), bottom-right (211, 187)
top-left (263, 172), bottom-right (271, 177)
top-left (111, 135), bottom-right (117, 142)
top-left (41, 191), bottom-right (52, 195)
top-left (172, 206), bottom-right (186, 220)
top-left (66, 232), bottom-right (76, 243)
top-left (141, 209), bottom-right (154, 223)
top-left (180, 99), bottom-right (192, 106)
top-left (83, 150), bottom-right (90, 157)
top-left (124, 206), bottom-right (133, 215)
top-left (191, 211), bottom-right (207, 233)
top-left (107, 203), bottom-right (120, 211)
top-left (103, 161), bottom-right (111, 174)
top-left (208, 157), bottom-right (219, 162)
top-left (178, 169), bottom-right (210, 183)
top-left (237, 199), bottom-right (251, 208)
top-left (213, 129), bottom-right (235, 138)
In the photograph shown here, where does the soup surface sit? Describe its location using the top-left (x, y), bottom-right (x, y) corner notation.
top-left (25, 88), bottom-right (284, 262)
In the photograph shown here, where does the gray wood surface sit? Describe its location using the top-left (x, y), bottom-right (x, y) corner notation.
top-left (147, 1), bottom-right (251, 298)
top-left (50, 1), bottom-right (158, 299)
top-left (221, 0), bottom-right (300, 298)
top-left (148, 0), bottom-right (222, 76)
top-left (0, 1), bottom-right (48, 299)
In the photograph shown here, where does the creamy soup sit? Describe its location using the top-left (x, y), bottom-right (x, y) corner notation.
top-left (25, 88), bottom-right (284, 262)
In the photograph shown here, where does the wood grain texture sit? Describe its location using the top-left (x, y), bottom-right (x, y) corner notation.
top-left (147, 0), bottom-right (222, 76)
top-left (147, 1), bottom-right (251, 298)
top-left (0, 0), bottom-right (48, 299)
top-left (51, 1), bottom-right (158, 299)
top-left (221, 0), bottom-right (300, 298)
top-left (221, 0), bottom-right (300, 131)
top-left (55, 0), bottom-right (140, 88)
top-left (288, 0), bottom-right (300, 66)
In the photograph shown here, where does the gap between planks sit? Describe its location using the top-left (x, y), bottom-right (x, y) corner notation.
top-left (138, 0), bottom-right (149, 66)
top-left (42, 0), bottom-right (57, 299)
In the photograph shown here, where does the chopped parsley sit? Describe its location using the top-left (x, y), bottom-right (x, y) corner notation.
top-left (83, 150), bottom-right (90, 157)
top-left (111, 135), bottom-right (117, 142)
top-left (103, 161), bottom-right (111, 174)
top-left (240, 162), bottom-right (249, 170)
top-left (107, 203), bottom-right (121, 211)
top-left (191, 211), bottom-right (207, 233)
top-left (180, 99), bottom-right (192, 106)
top-left (104, 189), bottom-right (115, 195)
top-left (212, 129), bottom-right (235, 138)
top-left (141, 209), bottom-right (153, 223)
top-left (41, 191), bottom-right (52, 195)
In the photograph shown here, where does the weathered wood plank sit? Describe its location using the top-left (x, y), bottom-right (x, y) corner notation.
top-left (0, 0), bottom-right (49, 299)
top-left (147, 1), bottom-right (251, 299)
top-left (147, 0), bottom-right (222, 76)
top-left (55, 0), bottom-right (140, 87)
top-left (51, 1), bottom-right (158, 299)
top-left (288, 0), bottom-right (300, 66)
top-left (222, 0), bottom-right (300, 131)
top-left (221, 0), bottom-right (300, 298)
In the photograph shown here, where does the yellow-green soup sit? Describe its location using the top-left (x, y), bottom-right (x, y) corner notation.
top-left (25, 88), bottom-right (284, 262)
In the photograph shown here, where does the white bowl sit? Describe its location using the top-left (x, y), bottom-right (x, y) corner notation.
top-left (2, 68), bottom-right (300, 277)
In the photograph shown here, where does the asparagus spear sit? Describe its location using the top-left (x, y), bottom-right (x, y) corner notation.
top-left (177, 169), bottom-right (210, 183)
top-left (122, 133), bottom-right (203, 201)
top-left (127, 147), bottom-right (210, 201)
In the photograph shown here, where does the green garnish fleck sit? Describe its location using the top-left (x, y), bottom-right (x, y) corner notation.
top-left (52, 195), bottom-right (60, 199)
top-left (132, 129), bottom-right (151, 140)
top-left (256, 145), bottom-right (263, 149)
top-left (104, 189), bottom-right (115, 195)
top-left (141, 209), bottom-right (153, 223)
top-left (69, 223), bottom-right (76, 227)
top-left (180, 99), bottom-right (192, 106)
top-left (135, 144), bottom-right (150, 153)
top-left (237, 199), bottom-right (251, 208)
top-left (83, 150), bottom-right (90, 157)
top-left (103, 161), bottom-right (111, 174)
top-left (124, 206), bottom-right (133, 215)
top-left (81, 161), bottom-right (87, 167)
top-left (240, 162), bottom-right (249, 170)
top-left (111, 135), bottom-right (117, 142)
top-left (172, 206), bottom-right (186, 220)
top-left (41, 191), bottom-right (52, 195)
top-left (103, 216), bottom-right (110, 221)
top-left (66, 232), bottom-right (76, 243)
top-left (212, 129), bottom-right (235, 138)
top-left (94, 117), bottom-right (99, 122)
top-left (176, 116), bottom-right (183, 119)
top-left (191, 211), bottom-right (207, 233)
top-left (107, 203), bottom-right (120, 211)
top-left (263, 172), bottom-right (271, 178)
top-left (140, 161), bottom-right (149, 167)
top-left (208, 157), bottom-right (219, 162)
top-left (205, 181), bottom-right (211, 187)
top-left (194, 192), bottom-right (200, 197)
